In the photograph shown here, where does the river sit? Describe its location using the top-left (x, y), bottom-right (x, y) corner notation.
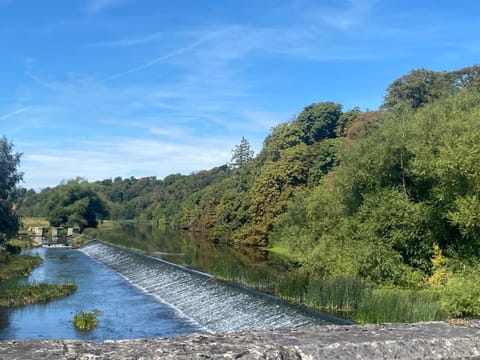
top-left (0, 247), bottom-right (202, 341)
top-left (0, 224), bottom-right (341, 341)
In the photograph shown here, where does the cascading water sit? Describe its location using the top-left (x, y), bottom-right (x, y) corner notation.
top-left (81, 241), bottom-right (340, 333)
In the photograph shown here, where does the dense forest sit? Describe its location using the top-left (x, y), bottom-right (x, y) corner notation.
top-left (13, 65), bottom-right (480, 318)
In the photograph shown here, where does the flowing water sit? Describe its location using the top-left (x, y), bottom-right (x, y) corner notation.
top-left (0, 247), bottom-right (202, 341)
top-left (0, 234), bottom-right (339, 341)
top-left (80, 241), bottom-right (333, 333)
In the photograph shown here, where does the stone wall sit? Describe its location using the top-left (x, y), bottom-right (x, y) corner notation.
top-left (2, 321), bottom-right (480, 359)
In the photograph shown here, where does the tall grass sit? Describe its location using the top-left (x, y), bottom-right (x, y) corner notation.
top-left (275, 276), bottom-right (444, 324)
top-left (276, 272), bottom-right (308, 302)
top-left (305, 277), bottom-right (368, 312)
top-left (213, 259), bottom-right (276, 291)
top-left (355, 288), bottom-right (444, 323)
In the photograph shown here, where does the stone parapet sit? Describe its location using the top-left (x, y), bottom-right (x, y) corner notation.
top-left (2, 321), bottom-right (480, 359)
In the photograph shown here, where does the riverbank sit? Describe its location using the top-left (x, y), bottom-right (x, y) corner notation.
top-left (2, 321), bottom-right (480, 359)
top-left (0, 251), bottom-right (76, 307)
top-left (0, 253), bottom-right (42, 281)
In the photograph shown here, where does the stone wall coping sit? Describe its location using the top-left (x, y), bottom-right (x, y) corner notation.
top-left (2, 321), bottom-right (480, 359)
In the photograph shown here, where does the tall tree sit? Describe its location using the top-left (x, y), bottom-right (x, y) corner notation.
top-left (382, 65), bottom-right (480, 110)
top-left (0, 137), bottom-right (22, 244)
top-left (46, 180), bottom-right (109, 230)
top-left (230, 136), bottom-right (254, 169)
top-left (295, 101), bottom-right (342, 144)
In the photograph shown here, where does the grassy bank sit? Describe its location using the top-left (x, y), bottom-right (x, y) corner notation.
top-left (6, 238), bottom-right (35, 249)
top-left (0, 251), bottom-right (77, 307)
top-left (0, 253), bottom-right (43, 281)
top-left (0, 283), bottom-right (77, 307)
top-left (20, 216), bottom-right (49, 229)
top-left (70, 234), bottom-right (95, 248)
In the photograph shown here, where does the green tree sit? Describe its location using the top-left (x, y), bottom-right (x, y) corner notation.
top-left (46, 180), bottom-right (108, 230)
top-left (230, 136), bottom-right (254, 169)
top-left (335, 107), bottom-right (361, 137)
top-left (0, 137), bottom-right (22, 245)
top-left (383, 69), bottom-right (444, 110)
top-left (295, 101), bottom-right (342, 144)
top-left (237, 143), bottom-right (312, 246)
top-left (382, 65), bottom-right (480, 110)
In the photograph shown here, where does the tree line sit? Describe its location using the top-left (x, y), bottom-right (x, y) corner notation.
top-left (10, 65), bottom-right (480, 315)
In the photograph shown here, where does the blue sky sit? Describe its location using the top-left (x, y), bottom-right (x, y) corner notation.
top-left (1, 0), bottom-right (479, 190)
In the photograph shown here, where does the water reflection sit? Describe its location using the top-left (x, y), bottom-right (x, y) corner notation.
top-left (88, 222), bottom-right (297, 296)
top-left (0, 309), bottom-right (10, 332)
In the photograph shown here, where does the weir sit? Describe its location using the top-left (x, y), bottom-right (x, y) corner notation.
top-left (80, 241), bottom-right (346, 333)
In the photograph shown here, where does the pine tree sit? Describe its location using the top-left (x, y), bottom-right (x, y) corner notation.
top-left (230, 136), bottom-right (254, 169)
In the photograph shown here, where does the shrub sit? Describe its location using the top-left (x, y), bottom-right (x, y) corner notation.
top-left (441, 267), bottom-right (480, 318)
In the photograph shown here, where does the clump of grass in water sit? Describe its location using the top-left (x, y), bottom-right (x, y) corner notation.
top-left (73, 310), bottom-right (99, 331)
top-left (355, 288), bottom-right (445, 323)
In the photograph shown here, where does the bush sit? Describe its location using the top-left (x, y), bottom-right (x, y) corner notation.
top-left (441, 267), bottom-right (480, 318)
top-left (73, 310), bottom-right (99, 331)
top-left (4, 243), bottom-right (21, 254)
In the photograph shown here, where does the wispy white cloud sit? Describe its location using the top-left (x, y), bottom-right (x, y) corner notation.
top-left (0, 107), bottom-right (28, 120)
top-left (103, 34), bottom-right (216, 82)
top-left (20, 134), bottom-right (234, 189)
top-left (306, 0), bottom-right (377, 31)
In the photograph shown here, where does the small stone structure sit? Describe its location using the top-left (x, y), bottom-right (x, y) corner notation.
top-left (51, 227), bottom-right (63, 238)
top-left (31, 227), bottom-right (47, 237)
top-left (1, 321), bottom-right (480, 359)
top-left (67, 227), bottom-right (80, 236)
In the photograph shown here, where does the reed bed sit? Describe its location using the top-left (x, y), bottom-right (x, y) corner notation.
top-left (355, 288), bottom-right (444, 323)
